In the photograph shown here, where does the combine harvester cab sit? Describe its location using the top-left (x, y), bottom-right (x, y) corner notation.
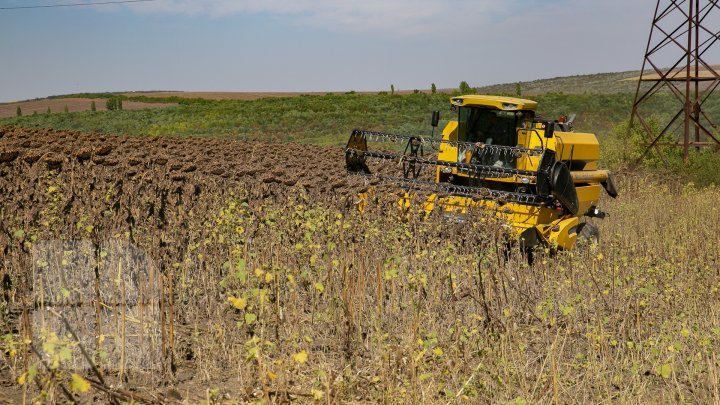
top-left (345, 95), bottom-right (618, 251)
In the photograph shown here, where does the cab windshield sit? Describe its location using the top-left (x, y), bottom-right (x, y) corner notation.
top-left (457, 107), bottom-right (524, 146)
top-left (456, 107), bottom-right (534, 169)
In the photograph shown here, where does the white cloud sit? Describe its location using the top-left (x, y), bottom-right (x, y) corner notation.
top-left (128, 0), bottom-right (509, 35)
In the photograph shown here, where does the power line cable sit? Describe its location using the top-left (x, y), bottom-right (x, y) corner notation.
top-left (0, 0), bottom-right (159, 10)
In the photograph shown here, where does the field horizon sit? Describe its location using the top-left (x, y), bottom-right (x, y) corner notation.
top-left (1, 66), bottom-right (666, 106)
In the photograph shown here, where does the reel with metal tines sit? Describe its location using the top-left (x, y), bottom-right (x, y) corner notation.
top-left (345, 148), bottom-right (536, 180)
top-left (347, 172), bottom-right (550, 206)
top-left (353, 130), bottom-right (543, 158)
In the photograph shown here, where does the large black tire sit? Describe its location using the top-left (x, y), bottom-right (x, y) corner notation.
top-left (577, 222), bottom-right (599, 244)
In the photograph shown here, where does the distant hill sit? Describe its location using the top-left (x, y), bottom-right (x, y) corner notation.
top-left (475, 70), bottom-right (646, 96)
top-left (477, 64), bottom-right (719, 96)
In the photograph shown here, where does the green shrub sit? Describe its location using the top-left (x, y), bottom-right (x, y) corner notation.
top-left (604, 118), bottom-right (720, 186)
top-left (431, 83), bottom-right (437, 94)
top-left (64, 105), bottom-right (69, 113)
top-left (602, 118), bottom-right (664, 168)
top-left (90, 101), bottom-right (96, 112)
top-left (15, 107), bottom-right (21, 117)
top-left (46, 107), bottom-right (51, 114)
top-left (683, 150), bottom-right (720, 186)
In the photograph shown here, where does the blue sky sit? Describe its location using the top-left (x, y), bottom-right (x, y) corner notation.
top-left (1, 0), bottom-right (655, 102)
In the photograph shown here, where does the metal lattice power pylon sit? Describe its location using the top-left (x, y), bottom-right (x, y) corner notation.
top-left (630, 0), bottom-right (720, 164)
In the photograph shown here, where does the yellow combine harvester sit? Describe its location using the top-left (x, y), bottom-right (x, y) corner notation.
top-left (346, 95), bottom-right (618, 251)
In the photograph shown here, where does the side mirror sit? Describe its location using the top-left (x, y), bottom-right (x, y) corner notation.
top-left (431, 111), bottom-right (440, 127)
top-left (544, 121), bottom-right (555, 138)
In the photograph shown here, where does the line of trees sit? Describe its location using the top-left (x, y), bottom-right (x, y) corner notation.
top-left (106, 97), bottom-right (123, 111)
top-left (13, 98), bottom-right (118, 118)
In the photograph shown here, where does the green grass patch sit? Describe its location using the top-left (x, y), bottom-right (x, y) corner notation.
top-left (0, 92), bottom-right (642, 144)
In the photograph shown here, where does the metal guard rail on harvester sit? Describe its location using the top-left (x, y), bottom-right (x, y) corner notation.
top-left (352, 130), bottom-right (544, 157)
top-left (347, 172), bottom-right (552, 206)
top-left (345, 148), bottom-right (536, 179)
top-left (346, 129), bottom-right (542, 181)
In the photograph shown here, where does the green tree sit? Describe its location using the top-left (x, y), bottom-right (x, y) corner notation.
top-left (515, 82), bottom-right (522, 96)
top-left (15, 106), bottom-right (21, 117)
top-left (46, 107), bottom-right (51, 114)
top-left (390, 84), bottom-right (395, 95)
top-left (106, 98), bottom-right (117, 111)
top-left (64, 105), bottom-right (69, 113)
top-left (118, 99), bottom-right (123, 110)
top-left (459, 81), bottom-right (472, 94)
top-left (90, 101), bottom-right (96, 112)
top-left (431, 83), bottom-right (437, 94)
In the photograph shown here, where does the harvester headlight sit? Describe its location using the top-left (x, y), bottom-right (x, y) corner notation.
top-left (502, 103), bottom-right (518, 110)
top-left (442, 167), bottom-right (452, 174)
top-left (451, 98), bottom-right (464, 106)
top-left (521, 177), bottom-right (530, 184)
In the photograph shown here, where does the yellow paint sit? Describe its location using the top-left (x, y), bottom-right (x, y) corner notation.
top-left (353, 94), bottom-right (615, 251)
top-left (450, 95), bottom-right (538, 111)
